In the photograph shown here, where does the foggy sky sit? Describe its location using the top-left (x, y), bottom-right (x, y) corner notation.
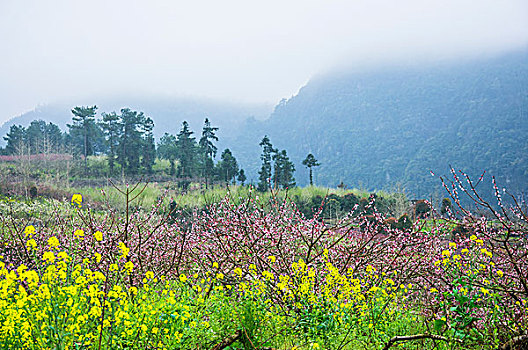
top-left (1, 0), bottom-right (527, 125)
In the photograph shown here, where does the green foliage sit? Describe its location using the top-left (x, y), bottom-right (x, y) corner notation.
top-left (302, 153), bottom-right (320, 186)
top-left (4, 121), bottom-right (66, 156)
top-left (229, 50), bottom-right (528, 199)
top-left (441, 198), bottom-right (452, 216)
top-left (3, 124), bottom-right (26, 155)
top-left (273, 149), bottom-right (296, 189)
top-left (397, 213), bottom-right (412, 231)
top-left (157, 133), bottom-right (178, 176)
top-left (216, 148), bottom-right (239, 184)
top-left (140, 117), bottom-right (156, 174)
top-left (237, 169), bottom-right (247, 185)
top-left (116, 108), bottom-right (145, 175)
top-left (198, 118), bottom-right (219, 187)
top-left (414, 200), bottom-right (431, 218)
top-left (175, 121), bottom-right (199, 180)
top-left (257, 135), bottom-right (275, 192)
top-left (100, 111), bottom-right (121, 174)
top-left (67, 106), bottom-right (103, 174)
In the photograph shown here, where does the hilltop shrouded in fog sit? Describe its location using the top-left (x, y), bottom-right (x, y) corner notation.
top-left (1, 0), bottom-right (527, 124)
top-left (2, 50), bottom-right (527, 199)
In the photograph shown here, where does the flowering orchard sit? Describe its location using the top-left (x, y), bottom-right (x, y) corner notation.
top-left (0, 172), bottom-right (527, 349)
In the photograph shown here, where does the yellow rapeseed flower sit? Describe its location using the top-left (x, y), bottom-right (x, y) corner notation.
top-left (24, 225), bottom-right (36, 237)
top-left (47, 236), bottom-right (59, 248)
top-left (94, 231), bottom-right (103, 242)
top-left (42, 251), bottom-right (55, 263)
top-left (26, 239), bottom-right (37, 250)
top-left (124, 261), bottom-right (134, 274)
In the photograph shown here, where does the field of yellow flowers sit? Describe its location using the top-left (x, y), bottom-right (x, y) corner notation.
top-left (0, 176), bottom-right (527, 349)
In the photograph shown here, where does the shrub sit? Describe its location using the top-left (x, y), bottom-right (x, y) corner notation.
top-left (396, 213), bottom-right (412, 231)
top-left (414, 199), bottom-right (431, 219)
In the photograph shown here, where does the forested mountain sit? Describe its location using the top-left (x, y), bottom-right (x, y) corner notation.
top-left (2, 50), bottom-right (527, 199)
top-left (0, 97), bottom-right (271, 146)
top-left (230, 50), bottom-right (528, 198)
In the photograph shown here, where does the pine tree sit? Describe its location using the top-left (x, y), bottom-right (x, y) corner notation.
top-left (117, 108), bottom-right (144, 176)
top-left (67, 105), bottom-right (98, 175)
top-left (198, 118), bottom-right (219, 188)
top-left (302, 153), bottom-right (320, 186)
top-left (175, 121), bottom-right (198, 179)
top-left (157, 133), bottom-right (178, 176)
top-left (25, 120), bottom-right (47, 154)
top-left (257, 135), bottom-right (276, 192)
top-left (4, 125), bottom-right (26, 155)
top-left (273, 149), bottom-right (296, 189)
top-left (217, 148), bottom-right (239, 184)
top-left (140, 117), bottom-right (156, 174)
top-left (44, 122), bottom-right (64, 154)
top-left (100, 112), bottom-right (121, 175)
top-left (237, 169), bottom-right (247, 185)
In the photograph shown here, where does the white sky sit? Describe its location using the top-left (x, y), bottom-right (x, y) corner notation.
top-left (1, 0), bottom-right (527, 124)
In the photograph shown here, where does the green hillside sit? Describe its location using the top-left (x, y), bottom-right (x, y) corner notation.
top-left (231, 50), bottom-right (528, 198)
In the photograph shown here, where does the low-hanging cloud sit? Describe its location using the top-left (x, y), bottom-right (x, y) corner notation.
top-left (0, 0), bottom-right (527, 124)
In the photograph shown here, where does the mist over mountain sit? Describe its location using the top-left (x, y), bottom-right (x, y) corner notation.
top-left (0, 96), bottom-right (272, 147)
top-left (230, 50), bottom-right (528, 198)
top-left (2, 50), bottom-right (527, 199)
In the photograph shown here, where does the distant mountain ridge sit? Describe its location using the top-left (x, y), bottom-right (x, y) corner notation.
top-left (0, 96), bottom-right (272, 146)
top-left (229, 49), bottom-right (528, 198)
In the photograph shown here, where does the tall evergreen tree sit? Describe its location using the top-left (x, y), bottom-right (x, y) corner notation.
top-left (273, 149), bottom-right (296, 189)
top-left (302, 153), bottom-right (320, 186)
top-left (140, 117), bottom-right (156, 174)
top-left (198, 118), bottom-right (219, 188)
top-left (44, 122), bottom-right (64, 153)
top-left (100, 112), bottom-right (121, 175)
top-left (4, 125), bottom-right (26, 155)
top-left (257, 135), bottom-right (276, 192)
top-left (217, 148), bottom-right (239, 184)
top-left (157, 133), bottom-right (178, 176)
top-left (117, 108), bottom-right (144, 175)
top-left (26, 120), bottom-right (47, 154)
top-left (67, 105), bottom-right (98, 174)
top-left (4, 122), bottom-right (64, 156)
top-left (237, 169), bottom-right (247, 185)
top-left (175, 121), bottom-right (198, 179)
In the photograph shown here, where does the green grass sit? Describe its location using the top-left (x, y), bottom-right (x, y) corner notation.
top-left (67, 183), bottom-right (377, 212)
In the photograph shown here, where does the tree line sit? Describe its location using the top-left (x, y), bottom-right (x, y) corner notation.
top-left (1, 105), bottom-right (321, 190)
